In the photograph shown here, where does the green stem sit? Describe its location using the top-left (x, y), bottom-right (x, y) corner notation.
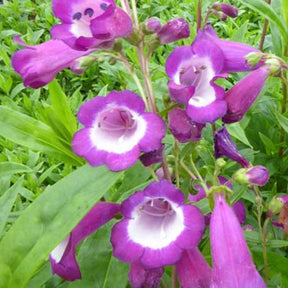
top-left (174, 140), bottom-right (180, 188)
top-left (130, 0), bottom-right (139, 28)
top-left (262, 218), bottom-right (270, 284)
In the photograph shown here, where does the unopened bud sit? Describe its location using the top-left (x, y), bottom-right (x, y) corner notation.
top-left (215, 158), bottom-right (226, 169)
top-left (234, 166), bottom-right (269, 186)
top-left (145, 17), bottom-right (162, 34)
top-left (212, 2), bottom-right (238, 18)
top-left (268, 197), bottom-right (283, 217)
top-left (245, 52), bottom-right (264, 68)
top-left (265, 58), bottom-right (282, 75)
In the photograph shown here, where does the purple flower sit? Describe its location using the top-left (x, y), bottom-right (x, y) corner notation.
top-left (111, 180), bottom-right (205, 269)
top-left (72, 90), bottom-right (166, 171)
top-left (128, 262), bottom-right (164, 288)
top-left (212, 2), bottom-right (238, 18)
top-left (223, 66), bottom-right (270, 123)
top-left (272, 196), bottom-right (288, 235)
top-left (145, 17), bottom-right (162, 33)
top-left (49, 202), bottom-right (120, 281)
top-left (189, 177), bottom-right (246, 225)
top-left (51, 0), bottom-right (133, 50)
top-left (199, 24), bottom-right (262, 73)
top-left (234, 165), bottom-right (270, 186)
top-left (12, 36), bottom-right (94, 88)
top-left (168, 108), bottom-right (205, 143)
top-left (139, 144), bottom-right (164, 167)
top-left (210, 193), bottom-right (266, 287)
top-left (214, 125), bottom-right (250, 167)
top-left (165, 32), bottom-right (227, 123)
top-left (176, 248), bottom-right (212, 288)
top-left (157, 18), bottom-right (190, 44)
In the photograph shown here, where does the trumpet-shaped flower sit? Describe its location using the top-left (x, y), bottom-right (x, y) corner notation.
top-left (111, 180), bottom-right (205, 269)
top-left (165, 33), bottom-right (226, 123)
top-left (223, 66), bottom-right (270, 123)
top-left (51, 0), bottom-right (133, 50)
top-left (72, 90), bottom-right (165, 171)
top-left (12, 36), bottom-right (94, 88)
top-left (49, 202), bottom-right (120, 281)
top-left (210, 193), bottom-right (266, 288)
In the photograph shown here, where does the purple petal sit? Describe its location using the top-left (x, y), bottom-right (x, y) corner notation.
top-left (210, 194), bottom-right (266, 287)
top-left (168, 108), bottom-right (205, 143)
top-left (12, 39), bottom-right (93, 88)
top-left (214, 125), bottom-right (250, 167)
top-left (177, 248), bottom-right (211, 288)
top-left (223, 66), bottom-right (270, 123)
top-left (50, 202), bottom-right (120, 281)
top-left (246, 166), bottom-right (270, 186)
top-left (128, 262), bottom-right (163, 288)
top-left (139, 144), bottom-right (164, 167)
top-left (232, 201), bottom-right (246, 225)
top-left (157, 18), bottom-right (190, 44)
top-left (167, 81), bottom-right (195, 104)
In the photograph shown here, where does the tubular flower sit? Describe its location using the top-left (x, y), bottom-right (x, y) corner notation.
top-left (51, 0), bottom-right (133, 50)
top-left (49, 202), bottom-right (120, 281)
top-left (214, 125), bottom-right (250, 168)
top-left (168, 108), bottom-right (205, 143)
top-left (72, 90), bottom-right (166, 171)
top-left (111, 180), bottom-right (205, 269)
top-left (222, 65), bottom-right (270, 123)
top-left (176, 248), bottom-right (212, 288)
top-left (199, 23), bottom-right (262, 73)
top-left (12, 36), bottom-right (94, 88)
top-left (165, 31), bottom-right (226, 123)
top-left (210, 193), bottom-right (266, 288)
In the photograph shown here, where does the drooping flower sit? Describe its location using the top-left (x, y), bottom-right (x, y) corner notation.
top-left (49, 202), bottom-right (120, 281)
top-left (222, 65), bottom-right (270, 123)
top-left (199, 23), bottom-right (263, 73)
top-left (176, 248), bottom-right (212, 288)
top-left (168, 108), bottom-right (205, 143)
top-left (12, 36), bottom-right (94, 88)
top-left (234, 165), bottom-right (270, 186)
top-left (72, 90), bottom-right (165, 171)
top-left (157, 18), bottom-right (190, 44)
top-left (51, 0), bottom-right (133, 50)
top-left (111, 180), bottom-right (205, 269)
top-left (165, 32), bottom-right (227, 123)
top-left (210, 193), bottom-right (266, 288)
top-left (214, 125), bottom-right (250, 167)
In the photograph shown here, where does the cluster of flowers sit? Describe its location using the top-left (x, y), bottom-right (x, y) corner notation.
top-left (11, 0), bottom-right (288, 287)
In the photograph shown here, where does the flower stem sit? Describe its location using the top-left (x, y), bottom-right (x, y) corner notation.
top-left (259, 0), bottom-right (271, 51)
top-left (171, 267), bottom-right (178, 288)
top-left (130, 0), bottom-right (139, 28)
top-left (262, 218), bottom-right (270, 284)
top-left (196, 0), bottom-right (202, 31)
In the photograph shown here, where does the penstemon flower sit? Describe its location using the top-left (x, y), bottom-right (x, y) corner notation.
top-left (210, 193), bottom-right (266, 288)
top-left (111, 180), bottom-right (205, 269)
top-left (11, 36), bottom-right (94, 88)
top-left (51, 0), bottom-right (133, 50)
top-left (72, 90), bottom-right (166, 171)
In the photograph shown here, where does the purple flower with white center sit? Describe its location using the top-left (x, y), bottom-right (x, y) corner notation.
top-left (72, 90), bottom-right (165, 171)
top-left (223, 66), bottom-right (270, 123)
top-left (165, 31), bottom-right (227, 123)
top-left (51, 0), bottom-right (133, 50)
top-left (168, 108), bottom-right (205, 143)
top-left (111, 180), bottom-right (205, 269)
top-left (49, 202), bottom-right (120, 281)
top-left (157, 18), bottom-right (190, 44)
top-left (200, 24), bottom-right (263, 73)
top-left (11, 36), bottom-right (94, 88)
top-left (176, 248), bottom-right (212, 288)
top-left (210, 193), bottom-right (266, 287)
top-left (214, 125), bottom-right (250, 168)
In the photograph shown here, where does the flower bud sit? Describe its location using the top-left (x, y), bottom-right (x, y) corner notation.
top-left (233, 165), bottom-right (269, 186)
top-left (268, 197), bottom-right (284, 217)
top-left (145, 17), bottom-right (162, 34)
top-left (157, 18), bottom-right (190, 44)
top-left (245, 52), bottom-right (264, 68)
top-left (212, 2), bottom-right (238, 18)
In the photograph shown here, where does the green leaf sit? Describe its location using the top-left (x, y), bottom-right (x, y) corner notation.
top-left (67, 221), bottom-right (129, 288)
top-left (275, 111), bottom-right (288, 134)
top-left (237, 0), bottom-right (288, 42)
top-left (258, 132), bottom-right (276, 155)
top-left (267, 239), bottom-right (288, 248)
top-left (0, 106), bottom-right (82, 165)
top-left (48, 80), bottom-right (77, 138)
top-left (0, 165), bottom-right (123, 288)
top-left (0, 162), bottom-right (32, 178)
top-left (226, 122), bottom-right (253, 148)
top-left (283, 0), bottom-right (288, 28)
top-left (0, 178), bottom-right (22, 235)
